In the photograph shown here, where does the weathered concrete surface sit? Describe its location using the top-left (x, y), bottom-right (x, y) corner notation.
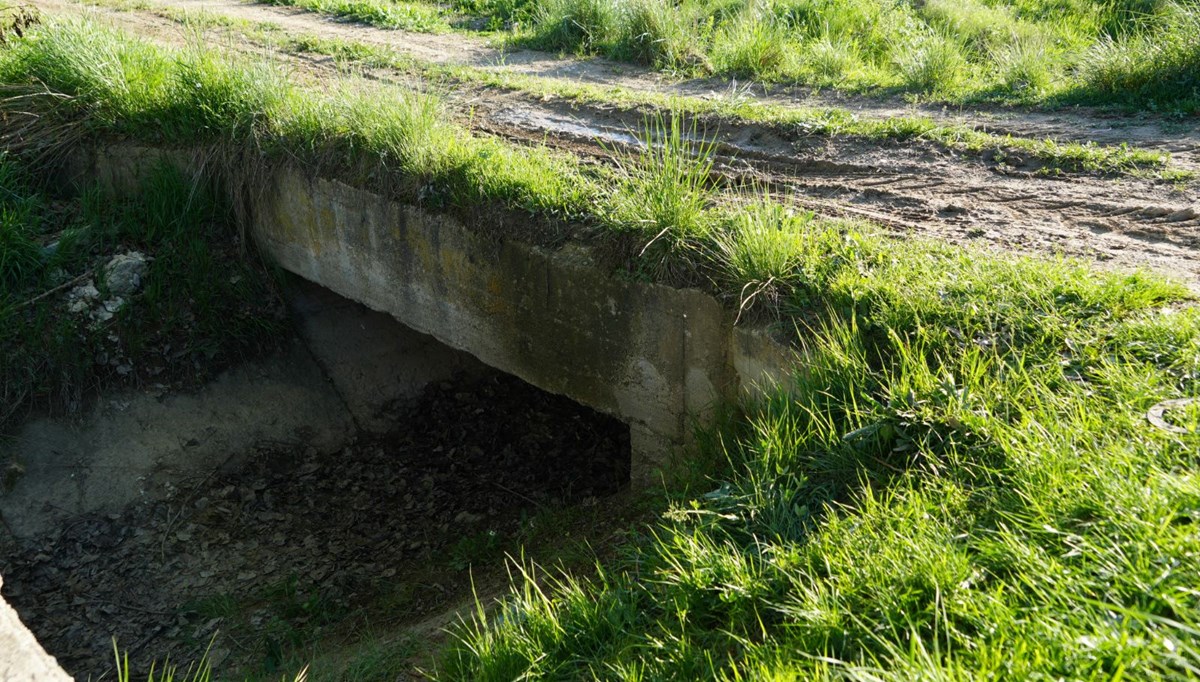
top-left (253, 169), bottom-right (796, 483)
top-left (0, 342), bottom-right (355, 539)
top-left (0, 575), bottom-right (71, 681)
top-left (63, 145), bottom-right (799, 483)
top-left (288, 278), bottom-right (489, 433)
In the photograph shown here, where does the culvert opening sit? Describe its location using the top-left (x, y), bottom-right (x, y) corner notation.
top-left (390, 371), bottom-right (633, 501)
top-left (1, 340), bottom-right (632, 678)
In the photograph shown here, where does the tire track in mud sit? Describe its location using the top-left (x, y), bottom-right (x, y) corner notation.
top-left (37, 0), bottom-right (1200, 289)
top-left (65, 0), bottom-right (1200, 170)
top-left (470, 98), bottom-right (1200, 285)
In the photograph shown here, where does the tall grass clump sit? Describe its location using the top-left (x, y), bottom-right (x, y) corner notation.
top-left (527, 0), bottom-right (617, 52)
top-left (710, 10), bottom-right (794, 79)
top-left (919, 0), bottom-right (1019, 56)
top-left (709, 196), bottom-right (832, 317)
top-left (1074, 2), bottom-right (1200, 108)
top-left (894, 30), bottom-right (966, 94)
top-left (995, 33), bottom-right (1055, 94)
top-left (607, 115), bottom-right (718, 277)
top-left (800, 34), bottom-right (859, 84)
top-left (0, 16), bottom-right (286, 141)
top-left (611, 0), bottom-right (707, 71)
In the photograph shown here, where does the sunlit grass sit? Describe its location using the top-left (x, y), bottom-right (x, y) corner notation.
top-left (262, 0), bottom-right (451, 31)
top-left (4, 18), bottom-right (1200, 679)
top-left (260, 0), bottom-right (1200, 110)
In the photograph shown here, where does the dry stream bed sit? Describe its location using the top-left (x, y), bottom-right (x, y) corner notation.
top-left (2, 364), bottom-right (633, 678)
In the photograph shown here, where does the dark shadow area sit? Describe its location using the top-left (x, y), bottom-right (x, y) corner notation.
top-left (0, 369), bottom-right (631, 678)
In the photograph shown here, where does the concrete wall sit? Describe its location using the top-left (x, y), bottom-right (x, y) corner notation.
top-left (0, 575), bottom-right (71, 681)
top-left (0, 144), bottom-right (799, 680)
top-left (70, 145), bottom-right (798, 484)
top-left (252, 168), bottom-right (795, 483)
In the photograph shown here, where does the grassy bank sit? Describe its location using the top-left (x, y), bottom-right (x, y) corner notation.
top-left (76, 0), bottom-right (1193, 179)
top-left (484, 0), bottom-right (1200, 110)
top-left (440, 240), bottom-right (1200, 679)
top-left (281, 32), bottom-right (1183, 179)
top-left (247, 0), bottom-right (1200, 111)
top-left (0, 154), bottom-right (286, 436)
top-left (3, 16), bottom-right (1199, 680)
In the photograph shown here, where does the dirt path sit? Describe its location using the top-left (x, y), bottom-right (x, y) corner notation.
top-left (33, 0), bottom-right (1200, 288)
top-left (76, 0), bottom-right (1200, 168)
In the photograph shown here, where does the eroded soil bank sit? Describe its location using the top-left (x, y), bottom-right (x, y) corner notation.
top-left (1, 367), bottom-right (632, 679)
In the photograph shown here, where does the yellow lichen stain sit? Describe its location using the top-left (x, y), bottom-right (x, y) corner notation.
top-left (484, 274), bottom-right (513, 317)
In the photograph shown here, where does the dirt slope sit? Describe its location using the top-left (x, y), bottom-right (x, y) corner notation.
top-left (32, 0), bottom-right (1200, 288)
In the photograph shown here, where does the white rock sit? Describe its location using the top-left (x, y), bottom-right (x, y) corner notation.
top-left (104, 252), bottom-right (148, 297)
top-left (66, 281), bottom-right (100, 315)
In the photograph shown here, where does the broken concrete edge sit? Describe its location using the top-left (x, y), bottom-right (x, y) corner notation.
top-left (0, 576), bottom-right (72, 681)
top-left (59, 143), bottom-right (803, 485)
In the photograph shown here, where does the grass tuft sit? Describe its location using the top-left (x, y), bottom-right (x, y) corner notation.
top-left (894, 30), bottom-right (966, 94)
top-left (710, 10), bottom-right (794, 80)
top-left (607, 114), bottom-right (717, 277)
top-left (528, 0), bottom-right (616, 51)
top-left (1073, 3), bottom-right (1200, 108)
top-left (262, 0), bottom-right (450, 31)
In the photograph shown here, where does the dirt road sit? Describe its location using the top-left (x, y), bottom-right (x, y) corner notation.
top-left (32, 0), bottom-right (1200, 288)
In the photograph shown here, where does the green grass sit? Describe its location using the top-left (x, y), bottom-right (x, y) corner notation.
top-left (261, 0), bottom-right (452, 31)
top-left (1072, 3), bottom-right (1200, 111)
top-left (4, 18), bottom-right (1200, 679)
top-left (74, 0), bottom-right (1192, 180)
top-left (439, 227), bottom-right (1200, 680)
top-left (232, 0), bottom-right (1200, 110)
top-left (497, 0), bottom-right (1200, 110)
top-left (606, 114), bottom-right (718, 279)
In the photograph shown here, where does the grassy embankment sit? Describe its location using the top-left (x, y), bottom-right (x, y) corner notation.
top-left (2, 16), bottom-right (1199, 680)
top-left (249, 0), bottom-right (1200, 111)
top-left (78, 0), bottom-right (1193, 179)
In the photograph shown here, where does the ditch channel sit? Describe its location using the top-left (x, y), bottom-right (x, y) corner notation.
top-left (1, 280), bottom-right (634, 679)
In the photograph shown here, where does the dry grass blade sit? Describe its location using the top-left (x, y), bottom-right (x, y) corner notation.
top-left (0, 84), bottom-right (89, 169)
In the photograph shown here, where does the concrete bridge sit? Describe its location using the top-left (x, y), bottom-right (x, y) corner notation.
top-left (1, 145), bottom-right (797, 679)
